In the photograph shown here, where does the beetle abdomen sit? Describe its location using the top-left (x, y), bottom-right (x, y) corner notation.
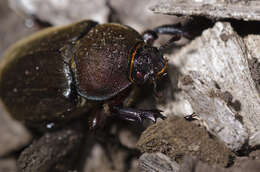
top-left (0, 20), bottom-right (98, 125)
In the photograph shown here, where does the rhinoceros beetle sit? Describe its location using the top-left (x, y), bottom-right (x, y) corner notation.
top-left (0, 20), bottom-right (186, 129)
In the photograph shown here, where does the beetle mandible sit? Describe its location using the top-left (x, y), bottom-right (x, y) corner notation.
top-left (0, 20), bottom-right (186, 129)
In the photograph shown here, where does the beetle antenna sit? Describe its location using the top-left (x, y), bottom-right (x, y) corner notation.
top-left (159, 34), bottom-right (181, 51)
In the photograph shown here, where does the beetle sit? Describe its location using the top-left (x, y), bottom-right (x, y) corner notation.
top-left (0, 20), bottom-right (186, 129)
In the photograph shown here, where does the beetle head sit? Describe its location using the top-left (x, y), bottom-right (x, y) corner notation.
top-left (129, 44), bottom-right (167, 88)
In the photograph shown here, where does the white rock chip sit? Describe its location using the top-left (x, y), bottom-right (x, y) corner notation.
top-left (165, 22), bottom-right (260, 150)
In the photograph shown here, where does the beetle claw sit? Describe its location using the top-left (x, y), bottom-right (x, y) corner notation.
top-left (110, 106), bottom-right (166, 124)
top-left (140, 109), bottom-right (167, 123)
top-left (184, 112), bottom-right (199, 121)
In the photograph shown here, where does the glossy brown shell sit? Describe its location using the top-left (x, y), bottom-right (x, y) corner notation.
top-left (0, 20), bottom-right (98, 125)
top-left (73, 23), bottom-right (143, 101)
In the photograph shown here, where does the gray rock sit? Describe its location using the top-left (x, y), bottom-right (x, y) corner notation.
top-left (244, 35), bottom-right (260, 94)
top-left (179, 156), bottom-right (226, 172)
top-left (0, 101), bottom-right (31, 157)
top-left (17, 123), bottom-right (84, 172)
top-left (180, 155), bottom-right (260, 172)
top-left (163, 22), bottom-right (260, 150)
top-left (0, 158), bottom-right (17, 172)
top-left (109, 0), bottom-right (180, 32)
top-left (0, 0), bottom-right (37, 58)
top-left (137, 116), bottom-right (234, 167)
top-left (139, 152), bottom-right (179, 172)
top-left (150, 0), bottom-right (260, 21)
top-left (9, 0), bottom-right (110, 25)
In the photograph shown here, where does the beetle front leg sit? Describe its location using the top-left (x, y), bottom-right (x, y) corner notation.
top-left (142, 24), bottom-right (190, 50)
top-left (110, 106), bottom-right (166, 123)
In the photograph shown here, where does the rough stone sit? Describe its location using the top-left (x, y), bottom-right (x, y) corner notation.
top-left (137, 116), bottom-right (234, 167)
top-left (109, 0), bottom-right (181, 33)
top-left (0, 158), bottom-right (17, 172)
top-left (17, 123), bottom-right (84, 172)
top-left (163, 22), bottom-right (260, 150)
top-left (0, 101), bottom-right (31, 157)
top-left (150, 0), bottom-right (260, 21)
top-left (9, 0), bottom-right (110, 25)
top-left (138, 152), bottom-right (180, 172)
top-left (0, 0), bottom-right (37, 58)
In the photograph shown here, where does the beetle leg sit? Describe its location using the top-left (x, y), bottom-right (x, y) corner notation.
top-left (184, 112), bottom-right (200, 121)
top-left (158, 34), bottom-right (182, 51)
top-left (142, 24), bottom-right (190, 49)
top-left (142, 30), bottom-right (158, 45)
top-left (88, 107), bottom-right (108, 129)
top-left (110, 106), bottom-right (166, 123)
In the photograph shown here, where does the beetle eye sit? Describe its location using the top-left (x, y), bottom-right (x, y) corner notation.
top-left (136, 71), bottom-right (143, 79)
